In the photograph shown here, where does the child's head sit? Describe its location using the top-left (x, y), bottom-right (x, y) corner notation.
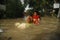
top-left (33, 11), bottom-right (38, 15)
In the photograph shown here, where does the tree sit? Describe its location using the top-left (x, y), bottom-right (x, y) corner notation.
top-left (28, 0), bottom-right (54, 16)
top-left (6, 0), bottom-right (24, 18)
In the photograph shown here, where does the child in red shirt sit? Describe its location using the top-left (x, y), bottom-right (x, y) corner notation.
top-left (32, 11), bottom-right (40, 25)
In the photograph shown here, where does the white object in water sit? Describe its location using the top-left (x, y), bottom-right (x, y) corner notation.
top-left (0, 29), bottom-right (3, 32)
top-left (18, 23), bottom-right (26, 29)
top-left (15, 22), bottom-right (21, 27)
top-left (15, 22), bottom-right (30, 29)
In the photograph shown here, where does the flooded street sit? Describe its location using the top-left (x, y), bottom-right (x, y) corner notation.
top-left (0, 17), bottom-right (58, 40)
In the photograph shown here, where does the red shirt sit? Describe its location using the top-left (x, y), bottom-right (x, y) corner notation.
top-left (32, 15), bottom-right (40, 19)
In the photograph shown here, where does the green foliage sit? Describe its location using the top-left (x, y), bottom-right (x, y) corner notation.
top-left (6, 0), bottom-right (24, 18)
top-left (5, 0), bottom-right (57, 18)
top-left (27, 0), bottom-right (54, 16)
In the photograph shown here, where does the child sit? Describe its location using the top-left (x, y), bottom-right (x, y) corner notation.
top-left (26, 15), bottom-right (32, 23)
top-left (24, 12), bottom-right (32, 23)
top-left (32, 11), bottom-right (40, 25)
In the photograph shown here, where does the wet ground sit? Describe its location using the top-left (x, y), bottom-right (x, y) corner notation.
top-left (0, 17), bottom-right (58, 40)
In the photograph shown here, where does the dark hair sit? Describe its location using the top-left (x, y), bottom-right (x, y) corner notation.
top-left (34, 11), bottom-right (39, 15)
top-left (34, 11), bottom-right (38, 13)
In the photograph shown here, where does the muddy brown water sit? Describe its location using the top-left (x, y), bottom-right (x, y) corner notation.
top-left (0, 17), bottom-right (58, 40)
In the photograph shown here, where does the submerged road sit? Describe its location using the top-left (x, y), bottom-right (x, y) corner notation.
top-left (0, 17), bottom-right (58, 40)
